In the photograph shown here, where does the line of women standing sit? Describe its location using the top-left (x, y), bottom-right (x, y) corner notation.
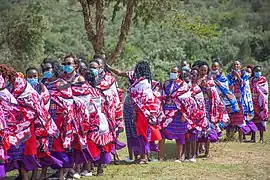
top-left (108, 59), bottom-right (268, 163)
top-left (0, 57), bottom-right (268, 179)
top-left (0, 54), bottom-right (125, 180)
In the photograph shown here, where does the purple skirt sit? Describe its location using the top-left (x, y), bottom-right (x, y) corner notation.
top-left (186, 129), bottom-right (198, 142)
top-left (39, 155), bottom-right (63, 168)
top-left (50, 152), bottom-right (73, 169)
top-left (198, 130), bottom-right (219, 143)
top-left (72, 148), bottom-right (93, 164)
top-left (133, 136), bottom-right (150, 156)
top-left (0, 165), bottom-right (5, 179)
top-left (111, 139), bottom-right (126, 155)
top-left (161, 130), bottom-right (185, 145)
top-left (94, 152), bottom-right (112, 165)
top-left (5, 155), bottom-right (41, 172)
top-left (255, 122), bottom-right (266, 131)
top-left (240, 121), bottom-right (258, 135)
top-left (150, 141), bottom-right (159, 152)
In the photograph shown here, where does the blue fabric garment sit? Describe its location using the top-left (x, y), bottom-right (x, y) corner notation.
top-left (227, 71), bottom-right (254, 121)
top-left (214, 73), bottom-right (239, 114)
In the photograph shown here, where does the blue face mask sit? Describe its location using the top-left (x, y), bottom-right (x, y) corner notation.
top-left (211, 70), bottom-right (219, 74)
top-left (63, 65), bottom-right (74, 73)
top-left (91, 69), bottom-right (99, 77)
top-left (254, 72), bottom-right (262, 78)
top-left (43, 71), bottom-right (54, 79)
top-left (182, 66), bottom-right (190, 71)
top-left (170, 72), bottom-right (178, 80)
top-left (27, 78), bottom-right (39, 86)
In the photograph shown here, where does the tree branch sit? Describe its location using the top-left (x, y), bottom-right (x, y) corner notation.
top-left (79, 0), bottom-right (97, 51)
top-left (95, 0), bottom-right (105, 54)
top-left (108, 0), bottom-right (136, 65)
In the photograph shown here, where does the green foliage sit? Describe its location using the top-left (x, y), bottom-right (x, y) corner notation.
top-left (0, 0), bottom-right (49, 71)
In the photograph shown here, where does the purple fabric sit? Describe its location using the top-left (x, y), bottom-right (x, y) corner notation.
top-left (115, 139), bottom-right (126, 150)
top-left (39, 155), bottom-right (63, 168)
top-left (133, 136), bottom-right (150, 156)
top-left (150, 141), bottom-right (159, 152)
top-left (50, 152), bottom-right (73, 169)
top-left (246, 121), bottom-right (258, 132)
top-left (5, 155), bottom-right (41, 172)
top-left (111, 139), bottom-right (127, 155)
top-left (0, 165), bottom-right (5, 178)
top-left (72, 149), bottom-right (93, 164)
top-left (198, 130), bottom-right (219, 143)
top-left (255, 123), bottom-right (266, 131)
top-left (94, 152), bottom-right (112, 165)
top-left (161, 130), bottom-right (186, 145)
top-left (240, 124), bottom-right (251, 135)
top-left (186, 129), bottom-right (198, 142)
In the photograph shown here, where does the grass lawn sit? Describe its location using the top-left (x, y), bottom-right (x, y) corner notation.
top-left (7, 124), bottom-right (270, 180)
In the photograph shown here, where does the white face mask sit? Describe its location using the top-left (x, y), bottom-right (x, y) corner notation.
top-left (211, 70), bottom-right (218, 74)
top-left (170, 72), bottom-right (178, 80)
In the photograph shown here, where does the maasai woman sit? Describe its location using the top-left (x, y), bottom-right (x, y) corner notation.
top-left (197, 61), bottom-right (227, 157)
top-left (227, 60), bottom-right (255, 142)
top-left (61, 54), bottom-right (93, 179)
top-left (0, 64), bottom-right (59, 180)
top-left (41, 60), bottom-right (74, 180)
top-left (84, 68), bottom-right (115, 176)
top-left (211, 60), bottom-right (239, 139)
top-left (127, 61), bottom-right (164, 164)
top-left (89, 58), bottom-right (125, 164)
top-left (158, 66), bottom-right (188, 162)
top-left (25, 66), bottom-right (62, 180)
top-left (250, 66), bottom-right (268, 143)
top-left (106, 63), bottom-right (162, 163)
top-left (185, 68), bottom-right (208, 162)
top-left (0, 78), bottom-right (38, 180)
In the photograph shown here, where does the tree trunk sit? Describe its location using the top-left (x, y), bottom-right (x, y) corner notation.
top-left (107, 0), bottom-right (136, 64)
top-left (79, 0), bottom-right (97, 52)
top-left (95, 0), bottom-right (105, 54)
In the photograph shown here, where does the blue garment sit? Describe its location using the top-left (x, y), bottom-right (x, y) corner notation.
top-left (214, 73), bottom-right (239, 114)
top-left (227, 71), bottom-right (254, 121)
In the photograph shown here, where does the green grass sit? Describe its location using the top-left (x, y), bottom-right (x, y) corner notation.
top-left (7, 124), bottom-right (270, 180)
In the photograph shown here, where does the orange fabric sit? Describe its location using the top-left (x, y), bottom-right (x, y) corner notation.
top-left (87, 140), bottom-right (100, 159)
top-left (135, 108), bottom-right (149, 141)
top-left (24, 124), bottom-right (37, 155)
top-left (150, 125), bottom-right (162, 141)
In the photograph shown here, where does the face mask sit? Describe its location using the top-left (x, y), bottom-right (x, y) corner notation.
top-left (43, 71), bottom-right (54, 79)
top-left (63, 65), bottom-right (74, 73)
top-left (254, 72), bottom-right (262, 78)
top-left (182, 66), bottom-right (190, 71)
top-left (170, 72), bottom-right (178, 80)
top-left (246, 72), bottom-right (251, 77)
top-left (211, 70), bottom-right (218, 74)
top-left (27, 78), bottom-right (39, 86)
top-left (91, 69), bottom-right (99, 77)
top-left (235, 69), bottom-right (241, 72)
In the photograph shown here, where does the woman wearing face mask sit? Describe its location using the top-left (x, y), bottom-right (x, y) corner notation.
top-left (181, 60), bottom-right (191, 72)
top-left (227, 60), bottom-right (255, 142)
top-left (25, 66), bottom-right (62, 180)
top-left (197, 62), bottom-right (228, 157)
top-left (62, 53), bottom-right (85, 83)
top-left (0, 70), bottom-right (41, 180)
top-left (0, 64), bottom-right (59, 180)
top-left (89, 59), bottom-right (125, 165)
top-left (83, 68), bottom-right (115, 176)
top-left (250, 66), bottom-right (268, 143)
top-left (211, 60), bottom-right (239, 139)
top-left (158, 66), bottom-right (188, 162)
top-left (41, 60), bottom-right (75, 180)
top-left (182, 68), bottom-right (208, 162)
